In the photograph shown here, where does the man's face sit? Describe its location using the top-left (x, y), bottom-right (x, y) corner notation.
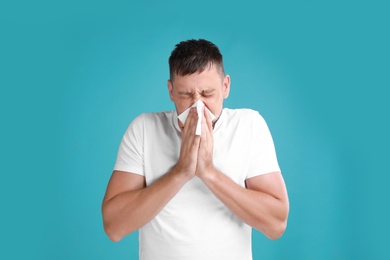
top-left (168, 65), bottom-right (230, 128)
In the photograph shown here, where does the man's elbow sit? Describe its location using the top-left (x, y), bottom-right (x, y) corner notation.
top-left (265, 219), bottom-right (287, 240)
top-left (103, 214), bottom-right (139, 242)
top-left (266, 199), bottom-right (289, 240)
top-left (104, 221), bottom-right (124, 242)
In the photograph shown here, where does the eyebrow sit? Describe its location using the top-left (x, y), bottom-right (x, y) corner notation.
top-left (178, 90), bottom-right (193, 95)
top-left (177, 88), bottom-right (215, 96)
top-left (201, 89), bottom-right (215, 94)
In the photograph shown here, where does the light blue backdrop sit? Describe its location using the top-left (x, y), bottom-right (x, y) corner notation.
top-left (1, 0), bottom-right (389, 259)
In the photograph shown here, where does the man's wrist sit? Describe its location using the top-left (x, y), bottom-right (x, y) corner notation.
top-left (171, 163), bottom-right (194, 183)
top-left (198, 165), bottom-right (220, 185)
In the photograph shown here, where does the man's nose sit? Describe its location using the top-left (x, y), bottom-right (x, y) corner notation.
top-left (191, 98), bottom-right (208, 110)
top-left (192, 96), bottom-right (201, 104)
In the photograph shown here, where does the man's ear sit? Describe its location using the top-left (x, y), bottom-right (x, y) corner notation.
top-left (223, 75), bottom-right (231, 99)
top-left (167, 79), bottom-right (174, 102)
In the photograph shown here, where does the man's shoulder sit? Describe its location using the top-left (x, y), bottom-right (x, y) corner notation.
top-left (221, 108), bottom-right (267, 130)
top-left (133, 110), bottom-right (175, 122)
top-left (129, 111), bottom-right (175, 130)
top-left (224, 108), bottom-right (262, 119)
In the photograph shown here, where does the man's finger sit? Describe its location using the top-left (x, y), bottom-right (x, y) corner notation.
top-left (183, 107), bottom-right (198, 134)
top-left (204, 106), bottom-right (213, 133)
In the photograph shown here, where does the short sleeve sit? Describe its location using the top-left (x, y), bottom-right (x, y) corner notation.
top-left (246, 112), bottom-right (280, 179)
top-left (113, 114), bottom-right (145, 176)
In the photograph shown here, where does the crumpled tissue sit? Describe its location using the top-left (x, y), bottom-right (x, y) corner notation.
top-left (177, 100), bottom-right (216, 135)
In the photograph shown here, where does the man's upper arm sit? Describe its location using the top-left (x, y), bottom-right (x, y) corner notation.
top-left (103, 170), bottom-right (146, 202)
top-left (245, 171), bottom-right (288, 201)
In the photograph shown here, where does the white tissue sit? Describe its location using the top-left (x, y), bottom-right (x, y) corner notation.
top-left (177, 100), bottom-right (216, 135)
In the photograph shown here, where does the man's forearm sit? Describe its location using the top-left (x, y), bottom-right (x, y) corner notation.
top-left (200, 168), bottom-right (289, 240)
top-left (102, 168), bottom-right (190, 242)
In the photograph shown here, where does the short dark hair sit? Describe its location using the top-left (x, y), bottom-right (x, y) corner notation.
top-left (169, 39), bottom-right (224, 81)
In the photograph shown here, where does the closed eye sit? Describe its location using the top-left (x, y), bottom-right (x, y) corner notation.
top-left (201, 89), bottom-right (215, 97)
top-left (178, 92), bottom-right (193, 99)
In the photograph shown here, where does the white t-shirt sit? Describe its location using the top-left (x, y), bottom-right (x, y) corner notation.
top-left (114, 108), bottom-right (281, 260)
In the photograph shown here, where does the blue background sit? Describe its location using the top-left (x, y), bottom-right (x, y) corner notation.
top-left (1, 0), bottom-right (389, 259)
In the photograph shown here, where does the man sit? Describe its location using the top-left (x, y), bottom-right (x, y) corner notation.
top-left (102, 39), bottom-right (289, 260)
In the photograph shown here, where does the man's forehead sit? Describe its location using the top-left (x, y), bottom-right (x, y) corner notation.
top-left (172, 72), bottom-right (222, 91)
top-left (172, 65), bottom-right (223, 81)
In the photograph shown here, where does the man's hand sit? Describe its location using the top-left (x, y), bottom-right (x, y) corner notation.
top-left (175, 107), bottom-right (201, 180)
top-left (102, 109), bottom-right (203, 242)
top-left (196, 106), bottom-right (215, 179)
